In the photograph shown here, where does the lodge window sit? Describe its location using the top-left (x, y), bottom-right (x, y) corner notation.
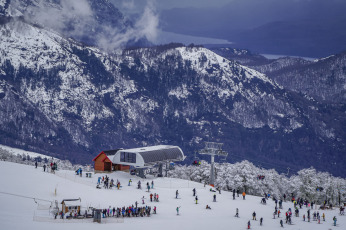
top-left (120, 152), bottom-right (136, 163)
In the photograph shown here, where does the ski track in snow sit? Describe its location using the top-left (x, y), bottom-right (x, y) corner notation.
top-left (0, 161), bottom-right (344, 230)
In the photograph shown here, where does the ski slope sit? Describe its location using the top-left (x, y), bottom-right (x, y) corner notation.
top-left (0, 161), bottom-right (344, 230)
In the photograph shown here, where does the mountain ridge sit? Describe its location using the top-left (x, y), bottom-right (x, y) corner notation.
top-left (0, 2), bottom-right (345, 176)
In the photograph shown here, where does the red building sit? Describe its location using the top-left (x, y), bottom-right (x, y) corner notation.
top-left (92, 150), bottom-right (130, 173)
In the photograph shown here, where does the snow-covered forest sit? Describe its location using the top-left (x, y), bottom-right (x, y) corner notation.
top-left (168, 160), bottom-right (346, 206)
top-left (0, 147), bottom-right (87, 171)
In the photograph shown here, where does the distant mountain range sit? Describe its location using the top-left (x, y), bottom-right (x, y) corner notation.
top-left (160, 0), bottom-right (346, 58)
top-left (0, 0), bottom-right (345, 176)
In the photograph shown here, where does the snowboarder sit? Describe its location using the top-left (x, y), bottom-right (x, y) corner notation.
top-left (280, 219), bottom-right (283, 227)
top-left (195, 196), bottom-right (198, 204)
top-left (260, 217), bottom-right (263, 226)
top-left (235, 208), bottom-right (239, 217)
top-left (213, 194), bottom-right (216, 202)
top-left (252, 211), bottom-right (256, 220)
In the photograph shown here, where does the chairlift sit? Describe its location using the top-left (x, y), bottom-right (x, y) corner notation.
top-left (220, 156), bottom-right (227, 162)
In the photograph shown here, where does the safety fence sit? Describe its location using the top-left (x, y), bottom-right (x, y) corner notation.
top-left (33, 212), bottom-right (124, 224)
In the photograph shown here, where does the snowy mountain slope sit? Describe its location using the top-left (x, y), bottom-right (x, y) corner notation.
top-left (0, 14), bottom-right (345, 176)
top-left (211, 47), bottom-right (346, 104)
top-left (0, 161), bottom-right (345, 230)
top-left (7, 0), bottom-right (133, 47)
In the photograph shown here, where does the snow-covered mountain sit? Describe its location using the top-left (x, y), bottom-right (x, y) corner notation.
top-left (211, 47), bottom-right (346, 104)
top-left (0, 1), bottom-right (345, 176)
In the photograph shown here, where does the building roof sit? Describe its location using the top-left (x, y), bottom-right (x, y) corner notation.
top-left (112, 145), bottom-right (185, 167)
top-left (92, 149), bottom-right (122, 162)
top-left (61, 199), bottom-right (81, 206)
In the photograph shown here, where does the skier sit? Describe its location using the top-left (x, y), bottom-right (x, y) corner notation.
top-left (193, 188), bottom-right (196, 196)
top-left (213, 194), bottom-right (216, 202)
top-left (154, 206), bottom-right (156, 214)
top-left (235, 208), bottom-right (239, 217)
top-left (35, 161), bottom-right (38, 168)
top-left (176, 190), bottom-right (179, 199)
top-left (237, 189), bottom-right (240, 197)
top-left (333, 216), bottom-right (337, 226)
top-left (176, 206), bottom-right (180, 215)
top-left (150, 193), bottom-right (153, 202)
top-left (142, 196), bottom-right (145, 204)
top-left (322, 213), bottom-right (325, 221)
top-left (128, 179), bottom-right (132, 186)
top-left (151, 181), bottom-right (154, 189)
top-left (138, 180), bottom-right (141, 189)
top-left (278, 210), bottom-right (281, 217)
top-left (247, 220), bottom-right (251, 229)
top-left (303, 214), bottom-right (305, 221)
top-left (243, 192), bottom-right (246, 200)
top-left (195, 196), bottom-right (198, 204)
top-left (252, 211), bottom-right (256, 220)
top-left (260, 217), bottom-right (263, 226)
top-left (43, 164), bottom-right (46, 172)
top-left (280, 219), bottom-right (283, 227)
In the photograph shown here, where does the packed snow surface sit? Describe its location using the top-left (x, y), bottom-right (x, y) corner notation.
top-left (0, 161), bottom-right (344, 230)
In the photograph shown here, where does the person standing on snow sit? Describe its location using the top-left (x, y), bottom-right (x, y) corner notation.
top-left (43, 164), bottom-right (46, 172)
top-left (235, 208), bottom-right (239, 217)
top-left (195, 196), bottom-right (198, 204)
top-left (252, 211), bottom-right (256, 220)
top-left (151, 181), bottom-right (154, 189)
top-left (35, 161), bottom-right (38, 168)
top-left (280, 219), bottom-right (283, 227)
top-left (176, 206), bottom-right (180, 215)
top-left (193, 188), bottom-right (196, 196)
top-left (243, 192), bottom-right (246, 200)
top-left (213, 194), bottom-right (216, 202)
top-left (260, 217), bottom-right (263, 226)
top-left (176, 190), bottom-right (179, 199)
top-left (247, 220), bottom-right (251, 229)
top-left (333, 216), bottom-right (337, 226)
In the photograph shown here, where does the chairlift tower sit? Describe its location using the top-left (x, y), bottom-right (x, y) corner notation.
top-left (199, 142), bottom-right (228, 186)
